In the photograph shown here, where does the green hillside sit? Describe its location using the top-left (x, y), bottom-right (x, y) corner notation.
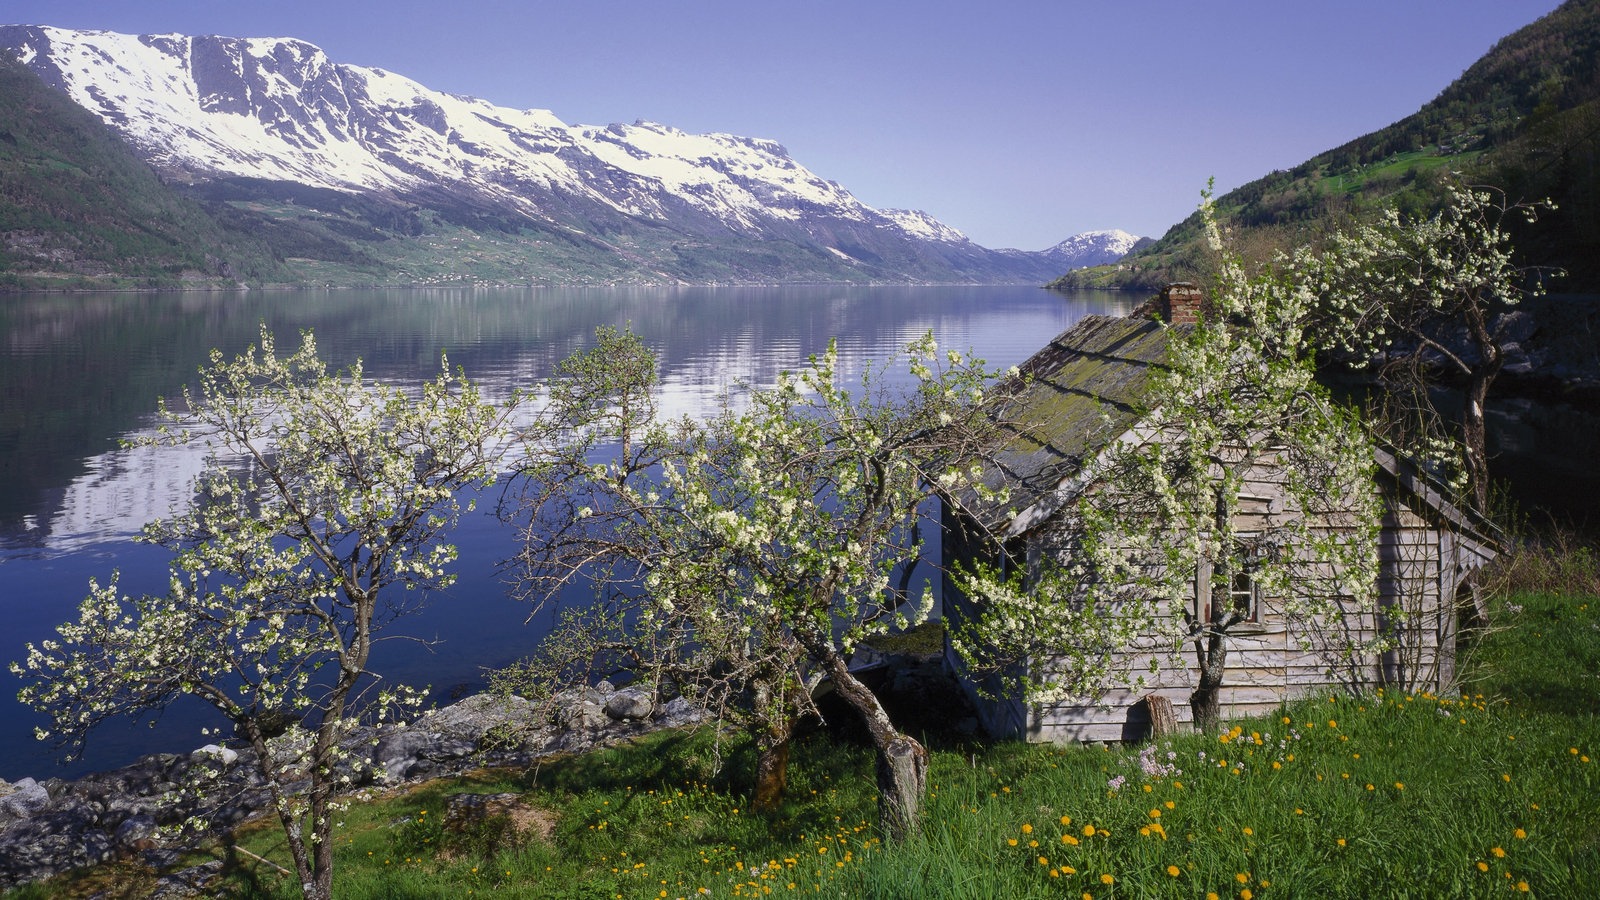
top-left (1055, 0), bottom-right (1600, 292)
top-left (0, 55), bottom-right (286, 290)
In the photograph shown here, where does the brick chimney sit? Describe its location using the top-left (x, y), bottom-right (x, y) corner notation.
top-left (1161, 282), bottom-right (1202, 325)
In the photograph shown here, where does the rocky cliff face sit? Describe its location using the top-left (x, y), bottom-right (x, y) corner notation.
top-left (0, 25), bottom-right (1137, 284)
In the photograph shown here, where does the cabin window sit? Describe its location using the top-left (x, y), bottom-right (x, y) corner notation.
top-left (1195, 542), bottom-right (1266, 626)
top-left (1229, 569), bottom-right (1260, 623)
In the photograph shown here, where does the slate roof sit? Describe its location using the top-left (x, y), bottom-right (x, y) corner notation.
top-left (966, 314), bottom-right (1188, 534)
top-left (962, 312), bottom-right (1501, 560)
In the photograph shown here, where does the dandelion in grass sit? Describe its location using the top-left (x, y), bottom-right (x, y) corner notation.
top-left (1514, 828), bottom-right (1527, 839)
top-left (1492, 847), bottom-right (1506, 858)
top-left (1168, 865), bottom-right (1181, 877)
top-left (1100, 873), bottom-right (1115, 885)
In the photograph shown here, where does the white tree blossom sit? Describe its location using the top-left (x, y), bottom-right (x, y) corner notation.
top-left (509, 328), bottom-right (1009, 840)
top-left (12, 328), bottom-right (518, 900)
top-left (1304, 180), bottom-right (1558, 509)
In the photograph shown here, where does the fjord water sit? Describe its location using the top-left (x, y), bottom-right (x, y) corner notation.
top-left (0, 285), bottom-right (1132, 780)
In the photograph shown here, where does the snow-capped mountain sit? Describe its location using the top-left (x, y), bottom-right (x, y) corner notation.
top-left (1043, 229), bottom-right (1144, 268)
top-left (0, 25), bottom-right (1137, 284)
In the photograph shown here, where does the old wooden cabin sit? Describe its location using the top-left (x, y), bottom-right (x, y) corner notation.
top-left (942, 285), bottom-right (1499, 742)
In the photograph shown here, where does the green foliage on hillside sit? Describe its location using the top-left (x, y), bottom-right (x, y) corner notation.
top-left (1054, 0), bottom-right (1600, 292)
top-left (0, 55), bottom-right (284, 289)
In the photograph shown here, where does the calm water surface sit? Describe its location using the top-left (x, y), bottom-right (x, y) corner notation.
top-left (0, 285), bottom-right (1132, 779)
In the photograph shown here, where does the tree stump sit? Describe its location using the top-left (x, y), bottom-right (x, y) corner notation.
top-left (1142, 693), bottom-right (1179, 738)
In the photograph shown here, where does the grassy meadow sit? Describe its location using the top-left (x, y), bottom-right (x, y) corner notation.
top-left (9, 557), bottom-right (1600, 899)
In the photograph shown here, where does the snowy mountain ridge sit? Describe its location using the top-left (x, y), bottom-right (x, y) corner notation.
top-left (1, 24), bottom-right (1138, 283)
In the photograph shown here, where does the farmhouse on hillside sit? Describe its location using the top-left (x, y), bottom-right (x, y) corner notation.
top-left (941, 285), bottom-right (1499, 743)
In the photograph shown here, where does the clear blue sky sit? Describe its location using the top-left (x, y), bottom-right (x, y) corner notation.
top-left (3, 1), bottom-right (1567, 249)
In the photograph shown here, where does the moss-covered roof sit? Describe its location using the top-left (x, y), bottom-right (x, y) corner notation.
top-left (966, 314), bottom-right (1187, 533)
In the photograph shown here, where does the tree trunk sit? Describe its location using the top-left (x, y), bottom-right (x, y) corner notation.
top-left (1462, 366), bottom-right (1495, 513)
top-left (876, 736), bottom-right (927, 841)
top-left (751, 730), bottom-right (791, 812)
top-left (1190, 628), bottom-right (1229, 734)
top-left (815, 647), bottom-right (926, 840)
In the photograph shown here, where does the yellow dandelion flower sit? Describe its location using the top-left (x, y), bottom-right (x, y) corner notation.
top-left (1149, 809), bottom-right (1161, 819)
top-left (1061, 834), bottom-right (1079, 846)
top-left (1503, 773), bottom-right (1512, 782)
top-left (1167, 865), bottom-right (1181, 877)
top-left (1241, 889), bottom-right (1254, 900)
top-left (1083, 824), bottom-right (1096, 837)
top-left (1517, 881), bottom-right (1530, 892)
top-left (1100, 873), bottom-right (1115, 885)
top-left (1006, 838), bottom-right (1018, 847)
top-left (1514, 828), bottom-right (1527, 839)
top-left (1038, 856), bottom-right (1049, 866)
top-left (1477, 861), bottom-right (1489, 872)
top-left (1395, 782), bottom-right (1405, 790)
top-left (1059, 814), bottom-right (1072, 825)
top-left (1337, 838), bottom-right (1347, 848)
top-left (1243, 827), bottom-right (1254, 836)
top-left (1492, 847), bottom-right (1506, 858)
top-left (1165, 800), bottom-right (1176, 809)
top-left (1236, 872), bottom-right (1250, 883)
top-left (1208, 893), bottom-right (1221, 900)
top-left (1021, 823), bottom-right (1033, 835)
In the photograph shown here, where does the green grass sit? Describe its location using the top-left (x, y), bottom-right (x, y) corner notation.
top-left (9, 590), bottom-right (1598, 899)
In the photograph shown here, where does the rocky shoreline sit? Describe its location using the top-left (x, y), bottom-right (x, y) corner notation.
top-left (0, 683), bottom-right (702, 894)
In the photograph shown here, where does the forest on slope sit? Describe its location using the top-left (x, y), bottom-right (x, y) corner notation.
top-left (1055, 0), bottom-right (1600, 293)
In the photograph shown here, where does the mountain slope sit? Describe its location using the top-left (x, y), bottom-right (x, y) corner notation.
top-left (0, 53), bottom-right (279, 288)
top-left (1053, 0), bottom-right (1600, 292)
top-left (0, 25), bottom-right (1130, 286)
